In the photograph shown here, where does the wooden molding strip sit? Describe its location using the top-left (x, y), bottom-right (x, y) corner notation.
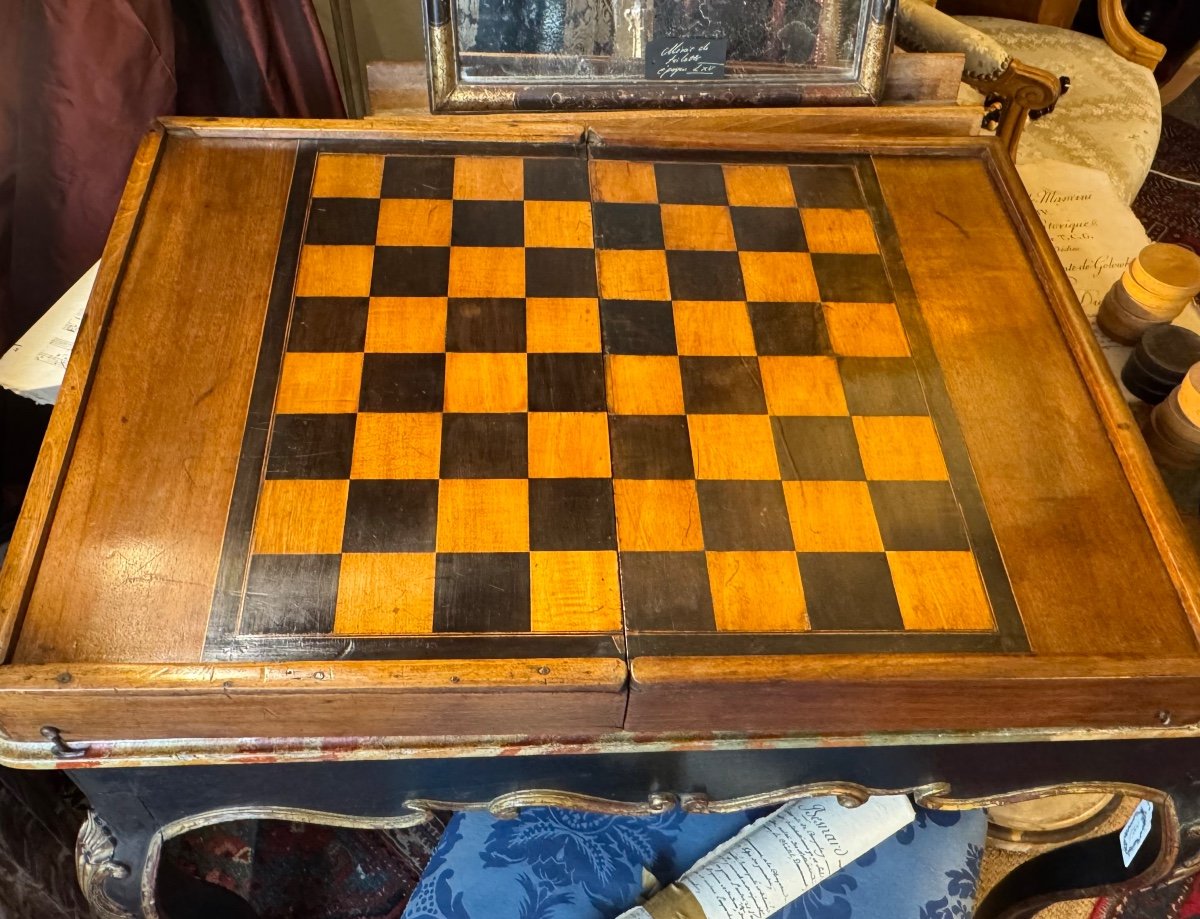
top-left (0, 658), bottom-right (628, 695)
top-left (630, 654), bottom-right (1200, 684)
top-left (3, 722), bottom-right (1200, 770)
top-left (0, 655), bottom-right (1193, 699)
top-left (160, 116), bottom-right (587, 146)
top-left (586, 129), bottom-right (991, 156)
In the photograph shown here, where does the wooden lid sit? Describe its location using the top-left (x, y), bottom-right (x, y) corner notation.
top-left (1177, 364), bottom-right (1200, 426)
top-left (1146, 407), bottom-right (1200, 466)
top-left (1134, 325), bottom-right (1200, 379)
top-left (1132, 243), bottom-right (1200, 299)
top-left (1124, 325), bottom-right (1200, 399)
top-left (1098, 287), bottom-right (1155, 344)
top-left (1119, 269), bottom-right (1189, 318)
top-left (1153, 389), bottom-right (1200, 448)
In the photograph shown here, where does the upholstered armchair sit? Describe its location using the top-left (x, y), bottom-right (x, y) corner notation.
top-left (896, 0), bottom-right (1167, 204)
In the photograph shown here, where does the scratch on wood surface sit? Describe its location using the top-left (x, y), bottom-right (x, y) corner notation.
top-left (933, 208), bottom-right (969, 239)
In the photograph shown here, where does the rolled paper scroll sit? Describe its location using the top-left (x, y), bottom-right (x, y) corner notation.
top-left (618, 795), bottom-right (915, 919)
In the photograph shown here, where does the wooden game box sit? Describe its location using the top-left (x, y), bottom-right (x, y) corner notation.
top-left (1, 117), bottom-right (1199, 755)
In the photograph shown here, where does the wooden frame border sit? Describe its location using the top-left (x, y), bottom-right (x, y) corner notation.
top-left (0, 129), bottom-right (166, 660)
top-left (2, 121), bottom-right (1198, 759)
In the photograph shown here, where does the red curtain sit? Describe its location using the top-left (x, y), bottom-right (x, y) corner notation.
top-left (0, 0), bottom-right (345, 546)
top-left (0, 0), bottom-right (345, 352)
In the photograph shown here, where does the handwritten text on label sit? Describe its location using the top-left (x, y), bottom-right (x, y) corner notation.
top-left (646, 37), bottom-right (728, 80)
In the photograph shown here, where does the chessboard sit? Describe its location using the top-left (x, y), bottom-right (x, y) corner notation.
top-left (204, 143), bottom-right (1027, 663)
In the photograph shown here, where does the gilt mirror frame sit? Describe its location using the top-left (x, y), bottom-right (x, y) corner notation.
top-left (422, 0), bottom-right (898, 112)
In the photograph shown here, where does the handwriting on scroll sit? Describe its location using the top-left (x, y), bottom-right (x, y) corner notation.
top-left (646, 37), bottom-right (728, 80)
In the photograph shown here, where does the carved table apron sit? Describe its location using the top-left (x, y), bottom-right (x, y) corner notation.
top-left (2, 118), bottom-right (1200, 919)
top-left (61, 737), bottom-right (1200, 919)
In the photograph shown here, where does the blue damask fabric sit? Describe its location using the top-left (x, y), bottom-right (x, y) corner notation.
top-left (774, 808), bottom-right (986, 919)
top-left (402, 804), bottom-right (985, 919)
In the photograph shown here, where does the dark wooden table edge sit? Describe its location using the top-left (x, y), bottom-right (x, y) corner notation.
top-left (3, 721), bottom-right (1200, 770)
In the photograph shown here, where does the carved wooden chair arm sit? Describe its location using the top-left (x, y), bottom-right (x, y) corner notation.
top-left (967, 59), bottom-right (1062, 158)
top-left (896, 0), bottom-right (1063, 158)
top-left (1097, 0), bottom-right (1166, 69)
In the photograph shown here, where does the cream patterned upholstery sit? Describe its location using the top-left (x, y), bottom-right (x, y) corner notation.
top-left (896, 0), bottom-right (1011, 80)
top-left (955, 18), bottom-right (1161, 205)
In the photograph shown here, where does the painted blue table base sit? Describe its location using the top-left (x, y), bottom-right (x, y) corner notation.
top-left (402, 803), bottom-right (986, 919)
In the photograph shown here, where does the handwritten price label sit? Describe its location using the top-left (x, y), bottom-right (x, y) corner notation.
top-left (1120, 799), bottom-right (1153, 868)
top-left (646, 36), bottom-right (727, 80)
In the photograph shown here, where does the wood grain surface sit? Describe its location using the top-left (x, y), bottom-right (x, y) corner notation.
top-left (4, 122), bottom-right (1200, 748)
top-left (0, 131), bottom-right (164, 659)
top-left (12, 136), bottom-right (295, 663)
top-left (877, 156), bottom-right (1197, 656)
top-left (989, 151), bottom-right (1200, 639)
top-left (628, 654), bottom-right (1200, 733)
top-left (0, 659), bottom-right (628, 741)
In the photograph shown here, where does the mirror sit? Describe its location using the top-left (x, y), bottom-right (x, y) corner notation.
top-left (424, 0), bottom-right (894, 110)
